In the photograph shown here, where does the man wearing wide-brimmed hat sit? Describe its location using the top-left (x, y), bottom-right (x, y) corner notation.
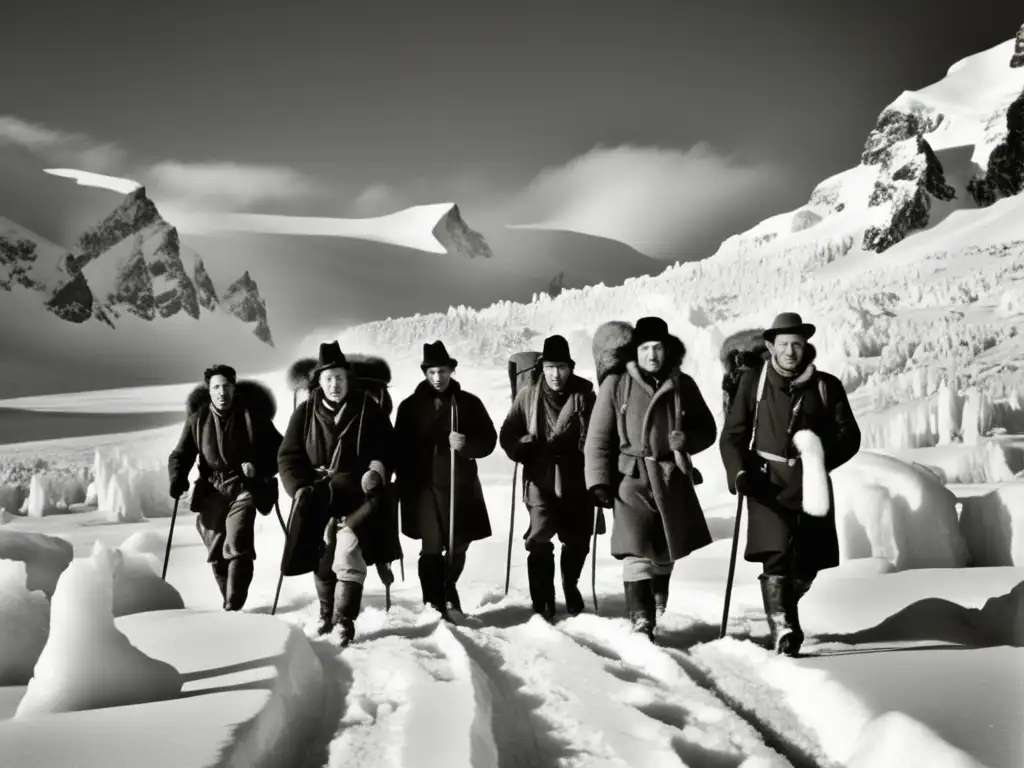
top-left (277, 341), bottom-right (399, 646)
top-left (719, 312), bottom-right (861, 657)
top-left (585, 316), bottom-right (718, 640)
top-left (393, 340), bottom-right (497, 621)
top-left (499, 334), bottom-right (604, 620)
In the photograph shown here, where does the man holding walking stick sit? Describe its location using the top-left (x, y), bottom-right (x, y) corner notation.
top-left (719, 313), bottom-right (861, 657)
top-left (167, 364), bottom-right (283, 610)
top-left (394, 341), bottom-right (497, 622)
top-left (499, 335), bottom-right (603, 621)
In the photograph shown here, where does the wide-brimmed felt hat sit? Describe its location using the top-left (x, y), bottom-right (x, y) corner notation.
top-left (762, 312), bottom-right (816, 342)
top-left (421, 341), bottom-right (458, 370)
top-left (311, 341), bottom-right (351, 379)
top-left (538, 334), bottom-right (574, 366)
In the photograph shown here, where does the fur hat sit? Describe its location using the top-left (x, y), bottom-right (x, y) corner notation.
top-left (632, 316), bottom-right (671, 347)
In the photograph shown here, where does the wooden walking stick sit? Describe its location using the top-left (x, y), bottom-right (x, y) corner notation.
top-left (590, 506), bottom-right (600, 612)
top-left (504, 461), bottom-right (518, 595)
top-left (161, 497), bottom-right (180, 581)
top-left (719, 493), bottom-right (745, 639)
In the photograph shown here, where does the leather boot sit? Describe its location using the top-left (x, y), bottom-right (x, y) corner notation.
top-left (652, 574), bottom-right (671, 619)
top-left (314, 573), bottom-right (337, 636)
top-left (332, 580), bottom-right (363, 648)
top-left (760, 575), bottom-right (803, 656)
top-left (211, 561), bottom-right (229, 608)
top-left (224, 558), bottom-right (254, 611)
top-left (418, 554), bottom-right (449, 618)
top-left (527, 547), bottom-right (556, 621)
top-left (559, 546), bottom-right (588, 616)
top-left (624, 580), bottom-right (656, 639)
top-left (445, 551), bottom-right (467, 613)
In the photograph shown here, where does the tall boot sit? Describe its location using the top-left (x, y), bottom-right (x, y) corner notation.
top-left (445, 551), bottom-right (467, 613)
top-left (652, 574), bottom-right (671, 619)
top-left (314, 573), bottom-right (337, 636)
top-left (559, 546), bottom-right (588, 616)
top-left (624, 580), bottom-right (656, 639)
top-left (224, 558), bottom-right (254, 611)
top-left (760, 575), bottom-right (803, 656)
top-left (332, 580), bottom-right (363, 648)
top-left (418, 554), bottom-right (449, 618)
top-left (211, 560), bottom-right (229, 609)
top-left (527, 547), bottom-right (556, 621)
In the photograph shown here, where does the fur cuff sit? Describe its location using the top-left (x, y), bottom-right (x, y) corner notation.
top-left (792, 430), bottom-right (829, 517)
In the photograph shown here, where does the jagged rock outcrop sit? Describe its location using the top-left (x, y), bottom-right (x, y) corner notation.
top-left (1012, 23), bottom-right (1024, 68)
top-left (791, 209), bottom-right (822, 232)
top-left (863, 136), bottom-right (957, 252)
top-left (45, 272), bottom-right (93, 323)
top-left (547, 271), bottom-right (566, 298)
top-left (72, 187), bottom-right (160, 272)
top-left (222, 271), bottom-right (274, 346)
top-left (432, 204), bottom-right (494, 258)
top-left (967, 87), bottom-right (1024, 206)
top-left (861, 106), bottom-right (945, 166)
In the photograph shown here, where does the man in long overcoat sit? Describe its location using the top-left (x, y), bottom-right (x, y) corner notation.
top-left (719, 312), bottom-right (861, 656)
top-left (584, 317), bottom-right (718, 639)
top-left (277, 342), bottom-right (399, 646)
top-left (393, 340), bottom-right (497, 620)
top-left (168, 364), bottom-right (283, 611)
top-left (499, 334), bottom-right (604, 620)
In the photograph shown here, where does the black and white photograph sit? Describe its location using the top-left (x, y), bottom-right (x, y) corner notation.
top-left (0, 2), bottom-right (1021, 766)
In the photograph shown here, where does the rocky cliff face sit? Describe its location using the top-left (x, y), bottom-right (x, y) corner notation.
top-left (0, 190), bottom-right (275, 344)
top-left (1012, 23), bottom-right (1024, 68)
top-left (968, 87), bottom-right (1024, 206)
top-left (432, 204), bottom-right (494, 258)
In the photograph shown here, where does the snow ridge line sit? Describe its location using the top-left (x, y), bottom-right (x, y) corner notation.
top-left (555, 615), bottom-right (829, 768)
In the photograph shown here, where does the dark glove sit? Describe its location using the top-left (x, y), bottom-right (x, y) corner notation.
top-left (591, 484), bottom-right (615, 509)
top-left (668, 430), bottom-right (686, 452)
top-left (514, 434), bottom-right (539, 463)
top-left (376, 562), bottom-right (395, 587)
top-left (735, 470), bottom-right (772, 499)
top-left (361, 464), bottom-right (385, 496)
top-left (169, 478), bottom-right (189, 499)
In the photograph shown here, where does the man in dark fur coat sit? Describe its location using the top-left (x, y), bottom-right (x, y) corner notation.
top-left (499, 334), bottom-right (602, 620)
top-left (584, 317), bottom-right (718, 639)
top-left (719, 312), bottom-right (861, 657)
top-left (277, 341), bottom-right (399, 646)
top-left (168, 364), bottom-right (283, 611)
top-left (394, 340), bottom-right (497, 621)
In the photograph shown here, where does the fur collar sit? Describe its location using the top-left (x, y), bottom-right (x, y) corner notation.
top-left (185, 379), bottom-right (276, 420)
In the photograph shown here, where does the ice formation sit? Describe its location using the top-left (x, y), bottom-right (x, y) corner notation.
top-left (0, 559), bottom-right (50, 685)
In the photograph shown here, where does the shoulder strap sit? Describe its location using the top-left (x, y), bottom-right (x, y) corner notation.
top-left (818, 376), bottom-right (828, 410)
top-left (748, 363), bottom-right (769, 451)
top-left (244, 407), bottom-right (254, 444)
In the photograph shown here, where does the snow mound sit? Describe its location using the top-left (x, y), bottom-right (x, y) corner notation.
top-left (14, 541), bottom-right (182, 718)
top-left (0, 530), bottom-right (73, 597)
top-left (0, 559), bottom-right (50, 685)
top-left (848, 711), bottom-right (991, 768)
top-left (959, 484), bottom-right (1024, 566)
top-left (0, 610), bottom-right (326, 768)
top-left (25, 472), bottom-right (87, 517)
top-left (112, 545), bottom-right (184, 617)
top-left (832, 451), bottom-right (970, 570)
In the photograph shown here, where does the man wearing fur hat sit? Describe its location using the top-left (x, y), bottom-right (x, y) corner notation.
top-left (719, 312), bottom-right (861, 657)
top-left (277, 342), bottom-right (399, 646)
top-left (499, 334), bottom-right (602, 620)
top-left (393, 340), bottom-right (497, 620)
top-left (585, 317), bottom-right (718, 639)
top-left (168, 364), bottom-right (283, 611)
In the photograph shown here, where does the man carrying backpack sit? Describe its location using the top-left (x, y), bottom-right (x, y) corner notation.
top-left (719, 312), bottom-right (861, 657)
top-left (499, 334), bottom-right (603, 620)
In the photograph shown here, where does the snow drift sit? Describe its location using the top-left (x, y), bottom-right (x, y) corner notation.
top-left (0, 559), bottom-right (50, 685)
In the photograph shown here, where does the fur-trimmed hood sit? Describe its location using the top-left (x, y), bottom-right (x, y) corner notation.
top-left (185, 379), bottom-right (277, 420)
top-left (287, 353), bottom-right (392, 391)
top-left (591, 320), bottom-right (686, 385)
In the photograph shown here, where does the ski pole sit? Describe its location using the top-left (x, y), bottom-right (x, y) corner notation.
top-left (719, 494), bottom-right (745, 639)
top-left (274, 499), bottom-right (287, 535)
top-left (504, 462), bottom-right (518, 595)
top-left (161, 497), bottom-right (180, 581)
top-left (271, 494), bottom-right (299, 616)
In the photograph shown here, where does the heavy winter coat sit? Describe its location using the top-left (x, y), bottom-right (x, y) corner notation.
top-left (584, 342), bottom-right (718, 561)
top-left (394, 379), bottom-right (496, 547)
top-left (719, 345), bottom-right (861, 572)
top-left (167, 380), bottom-right (283, 517)
top-left (499, 371), bottom-right (606, 539)
top-left (277, 387), bottom-right (399, 570)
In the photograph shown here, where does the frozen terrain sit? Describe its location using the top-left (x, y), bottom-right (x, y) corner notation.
top-left (0, 23), bottom-right (1023, 768)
